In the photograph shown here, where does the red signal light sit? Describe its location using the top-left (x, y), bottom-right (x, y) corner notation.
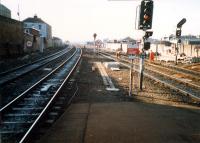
top-left (144, 14), bottom-right (149, 20)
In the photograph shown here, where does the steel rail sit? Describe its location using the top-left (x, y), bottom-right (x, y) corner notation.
top-left (0, 47), bottom-right (73, 86)
top-left (120, 53), bottom-right (200, 80)
top-left (144, 66), bottom-right (200, 89)
top-left (146, 62), bottom-right (200, 80)
top-left (99, 51), bottom-right (200, 89)
top-left (0, 48), bottom-right (78, 112)
top-left (19, 48), bottom-right (82, 143)
top-left (99, 52), bottom-right (200, 101)
top-left (0, 47), bottom-right (71, 76)
top-left (100, 49), bottom-right (200, 78)
top-left (148, 62), bottom-right (200, 77)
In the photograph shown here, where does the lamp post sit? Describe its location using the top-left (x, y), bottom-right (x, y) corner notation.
top-left (93, 33), bottom-right (97, 55)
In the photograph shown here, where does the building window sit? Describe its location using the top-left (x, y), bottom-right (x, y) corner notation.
top-left (39, 25), bottom-right (41, 30)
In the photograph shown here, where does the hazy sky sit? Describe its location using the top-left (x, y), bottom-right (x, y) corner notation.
top-left (1, 0), bottom-right (200, 42)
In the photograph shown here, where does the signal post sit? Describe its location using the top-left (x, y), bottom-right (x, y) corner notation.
top-left (175, 18), bottom-right (186, 65)
top-left (138, 0), bottom-right (154, 90)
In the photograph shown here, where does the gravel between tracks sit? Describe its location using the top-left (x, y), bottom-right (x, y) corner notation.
top-left (76, 48), bottom-right (199, 106)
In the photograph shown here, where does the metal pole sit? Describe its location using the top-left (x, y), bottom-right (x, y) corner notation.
top-left (156, 43), bottom-right (158, 61)
top-left (129, 59), bottom-right (133, 96)
top-left (175, 43), bottom-right (178, 65)
top-left (94, 38), bottom-right (95, 56)
top-left (139, 33), bottom-right (145, 91)
top-left (0, 93), bottom-right (2, 143)
top-left (139, 52), bottom-right (144, 90)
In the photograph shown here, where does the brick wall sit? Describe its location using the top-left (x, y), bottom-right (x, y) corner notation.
top-left (0, 15), bottom-right (24, 57)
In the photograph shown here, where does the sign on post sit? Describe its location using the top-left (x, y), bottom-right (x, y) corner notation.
top-left (127, 44), bottom-right (139, 96)
top-left (127, 44), bottom-right (140, 59)
top-left (26, 41), bottom-right (32, 47)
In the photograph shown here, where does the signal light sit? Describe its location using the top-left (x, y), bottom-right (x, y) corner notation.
top-left (139, 0), bottom-right (154, 30)
top-left (144, 31), bottom-right (153, 39)
top-left (144, 42), bottom-right (151, 50)
top-left (176, 29), bottom-right (181, 37)
top-left (177, 18), bottom-right (186, 28)
top-left (93, 33), bottom-right (97, 40)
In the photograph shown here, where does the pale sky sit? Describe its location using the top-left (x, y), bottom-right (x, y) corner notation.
top-left (1, 0), bottom-right (200, 42)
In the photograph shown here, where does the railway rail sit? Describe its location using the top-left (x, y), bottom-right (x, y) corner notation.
top-left (0, 47), bottom-right (76, 108)
top-left (149, 62), bottom-right (200, 78)
top-left (100, 49), bottom-right (200, 78)
top-left (99, 51), bottom-right (200, 102)
top-left (0, 46), bottom-right (72, 86)
top-left (0, 47), bottom-right (82, 143)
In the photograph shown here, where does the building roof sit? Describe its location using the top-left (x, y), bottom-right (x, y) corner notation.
top-left (122, 37), bottom-right (136, 43)
top-left (0, 3), bottom-right (11, 18)
top-left (53, 37), bottom-right (62, 41)
top-left (23, 15), bottom-right (46, 24)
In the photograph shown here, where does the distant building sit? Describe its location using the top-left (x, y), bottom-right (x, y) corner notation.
top-left (104, 37), bottom-right (137, 53)
top-left (23, 15), bottom-right (52, 48)
top-left (0, 3), bottom-right (11, 18)
top-left (121, 37), bottom-right (136, 44)
top-left (164, 35), bottom-right (200, 45)
top-left (150, 35), bottom-right (200, 59)
top-left (52, 37), bottom-right (63, 48)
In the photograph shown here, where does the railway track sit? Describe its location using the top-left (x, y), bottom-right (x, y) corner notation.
top-left (0, 47), bottom-right (82, 143)
top-left (0, 46), bottom-right (72, 86)
top-left (99, 51), bottom-right (200, 102)
top-left (100, 49), bottom-right (200, 78)
top-left (0, 47), bottom-right (76, 108)
top-left (148, 62), bottom-right (200, 78)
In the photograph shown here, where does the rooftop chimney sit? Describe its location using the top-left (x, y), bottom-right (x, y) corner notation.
top-left (34, 15), bottom-right (37, 19)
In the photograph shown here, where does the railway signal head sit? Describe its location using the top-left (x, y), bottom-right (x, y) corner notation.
top-left (176, 28), bottom-right (181, 37)
top-left (139, 0), bottom-right (154, 30)
top-left (144, 31), bottom-right (153, 39)
top-left (144, 42), bottom-right (151, 50)
top-left (177, 18), bottom-right (186, 28)
top-left (93, 33), bottom-right (97, 40)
